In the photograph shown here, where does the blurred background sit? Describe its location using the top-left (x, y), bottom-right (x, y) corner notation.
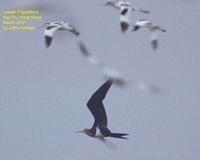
top-left (0, 0), bottom-right (200, 160)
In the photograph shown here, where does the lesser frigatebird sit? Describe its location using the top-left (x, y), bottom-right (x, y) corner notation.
top-left (76, 79), bottom-right (128, 140)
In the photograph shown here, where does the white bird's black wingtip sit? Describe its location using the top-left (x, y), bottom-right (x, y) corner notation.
top-left (120, 22), bottom-right (129, 33)
top-left (151, 39), bottom-right (158, 51)
top-left (78, 41), bottom-right (90, 56)
top-left (71, 29), bottom-right (80, 36)
top-left (101, 2), bottom-right (112, 7)
top-left (132, 25), bottom-right (140, 31)
top-left (45, 35), bottom-right (52, 48)
top-left (121, 8), bottom-right (128, 15)
top-left (140, 9), bottom-right (150, 14)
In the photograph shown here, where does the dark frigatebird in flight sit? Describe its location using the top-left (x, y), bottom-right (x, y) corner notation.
top-left (76, 79), bottom-right (128, 140)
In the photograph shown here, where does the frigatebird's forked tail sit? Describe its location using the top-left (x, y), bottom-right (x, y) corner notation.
top-left (100, 127), bottom-right (128, 139)
top-left (109, 133), bottom-right (129, 139)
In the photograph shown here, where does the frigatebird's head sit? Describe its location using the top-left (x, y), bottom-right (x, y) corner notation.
top-left (76, 128), bottom-right (91, 136)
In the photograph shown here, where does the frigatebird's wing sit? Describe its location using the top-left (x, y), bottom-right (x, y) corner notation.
top-left (87, 80), bottom-right (113, 129)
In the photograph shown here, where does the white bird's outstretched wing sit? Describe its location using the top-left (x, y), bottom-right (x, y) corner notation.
top-left (78, 42), bottom-right (126, 86)
top-left (101, 67), bottom-right (126, 86)
top-left (79, 42), bottom-right (102, 67)
top-left (132, 5), bottom-right (150, 14)
top-left (62, 23), bottom-right (80, 36)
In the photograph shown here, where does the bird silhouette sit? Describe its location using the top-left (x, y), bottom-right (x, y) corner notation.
top-left (76, 79), bottom-right (128, 140)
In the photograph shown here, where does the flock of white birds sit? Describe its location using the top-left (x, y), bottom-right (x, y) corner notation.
top-left (40, 0), bottom-right (166, 92)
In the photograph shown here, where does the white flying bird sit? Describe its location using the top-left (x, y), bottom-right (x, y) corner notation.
top-left (41, 21), bottom-right (80, 48)
top-left (78, 41), bottom-right (160, 93)
top-left (104, 1), bottom-right (150, 13)
top-left (79, 42), bottom-right (128, 86)
top-left (103, 1), bottom-right (150, 32)
top-left (132, 19), bottom-right (166, 50)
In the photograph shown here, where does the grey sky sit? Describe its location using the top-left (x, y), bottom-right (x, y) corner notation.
top-left (1, 0), bottom-right (200, 160)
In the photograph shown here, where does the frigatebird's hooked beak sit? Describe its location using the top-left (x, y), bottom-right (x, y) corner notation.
top-left (75, 130), bottom-right (84, 133)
